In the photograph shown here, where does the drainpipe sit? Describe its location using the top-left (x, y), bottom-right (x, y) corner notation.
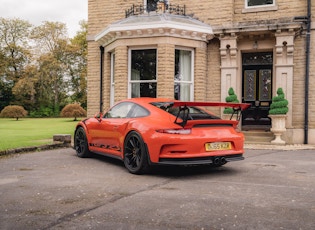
top-left (304, 0), bottom-right (311, 144)
top-left (99, 46), bottom-right (105, 113)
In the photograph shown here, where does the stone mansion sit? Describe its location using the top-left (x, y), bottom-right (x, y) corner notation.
top-left (87, 0), bottom-right (314, 145)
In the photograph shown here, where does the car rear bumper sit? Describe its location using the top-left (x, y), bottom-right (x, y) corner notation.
top-left (156, 154), bottom-right (244, 165)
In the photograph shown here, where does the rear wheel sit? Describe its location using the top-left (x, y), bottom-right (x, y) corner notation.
top-left (74, 127), bottom-right (91, 158)
top-left (123, 131), bottom-right (149, 174)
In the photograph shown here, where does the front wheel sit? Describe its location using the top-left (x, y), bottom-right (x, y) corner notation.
top-left (123, 131), bottom-right (149, 174)
top-left (74, 127), bottom-right (91, 158)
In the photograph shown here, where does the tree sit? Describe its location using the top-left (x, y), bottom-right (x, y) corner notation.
top-left (0, 18), bottom-right (32, 109)
top-left (11, 65), bottom-right (38, 111)
top-left (68, 20), bottom-right (87, 109)
top-left (0, 18), bottom-right (87, 116)
top-left (32, 21), bottom-right (69, 115)
top-left (60, 103), bottom-right (87, 121)
top-left (0, 105), bottom-right (28, 120)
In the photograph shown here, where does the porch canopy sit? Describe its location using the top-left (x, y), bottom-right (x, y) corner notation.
top-left (94, 13), bottom-right (214, 46)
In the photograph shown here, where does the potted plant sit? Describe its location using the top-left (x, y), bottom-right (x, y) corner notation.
top-left (268, 87), bottom-right (289, 144)
top-left (223, 87), bottom-right (239, 120)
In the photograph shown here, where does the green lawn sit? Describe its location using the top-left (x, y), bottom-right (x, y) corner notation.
top-left (0, 118), bottom-right (81, 151)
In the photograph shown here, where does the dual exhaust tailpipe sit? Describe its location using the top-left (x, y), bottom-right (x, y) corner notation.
top-left (213, 157), bottom-right (226, 166)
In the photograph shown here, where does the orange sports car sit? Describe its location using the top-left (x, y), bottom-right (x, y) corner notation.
top-left (74, 98), bottom-right (250, 174)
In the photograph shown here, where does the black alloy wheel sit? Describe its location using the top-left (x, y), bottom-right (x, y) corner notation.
top-left (74, 127), bottom-right (91, 158)
top-left (123, 131), bottom-right (149, 174)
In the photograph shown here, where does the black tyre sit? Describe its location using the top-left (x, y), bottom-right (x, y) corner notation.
top-left (74, 127), bottom-right (91, 158)
top-left (123, 131), bottom-right (149, 174)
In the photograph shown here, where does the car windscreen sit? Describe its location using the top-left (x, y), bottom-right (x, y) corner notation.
top-left (151, 102), bottom-right (220, 120)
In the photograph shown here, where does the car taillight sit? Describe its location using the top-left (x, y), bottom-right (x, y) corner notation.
top-left (156, 129), bottom-right (191, 134)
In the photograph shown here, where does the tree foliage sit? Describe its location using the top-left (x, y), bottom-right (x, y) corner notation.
top-left (0, 105), bottom-right (28, 120)
top-left (0, 18), bottom-right (32, 110)
top-left (0, 17), bottom-right (87, 116)
top-left (60, 103), bottom-right (87, 121)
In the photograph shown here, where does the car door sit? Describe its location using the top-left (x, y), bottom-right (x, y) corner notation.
top-left (89, 102), bottom-right (135, 156)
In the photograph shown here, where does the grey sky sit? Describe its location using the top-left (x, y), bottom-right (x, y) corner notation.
top-left (0, 0), bottom-right (87, 37)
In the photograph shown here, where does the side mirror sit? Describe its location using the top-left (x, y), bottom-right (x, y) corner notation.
top-left (94, 112), bottom-right (103, 122)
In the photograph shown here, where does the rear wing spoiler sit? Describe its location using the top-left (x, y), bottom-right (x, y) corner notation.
top-left (172, 101), bottom-right (250, 111)
top-left (169, 101), bottom-right (250, 127)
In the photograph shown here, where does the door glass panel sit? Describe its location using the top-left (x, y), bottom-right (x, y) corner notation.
top-left (259, 69), bottom-right (272, 101)
top-left (243, 52), bottom-right (273, 65)
top-left (244, 70), bottom-right (256, 101)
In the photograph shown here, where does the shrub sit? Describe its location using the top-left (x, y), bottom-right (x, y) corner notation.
top-left (60, 103), bottom-right (87, 121)
top-left (0, 105), bottom-right (28, 120)
top-left (223, 87), bottom-right (239, 114)
top-left (269, 88), bottom-right (289, 115)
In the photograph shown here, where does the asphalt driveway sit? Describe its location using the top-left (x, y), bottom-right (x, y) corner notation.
top-left (0, 148), bottom-right (314, 229)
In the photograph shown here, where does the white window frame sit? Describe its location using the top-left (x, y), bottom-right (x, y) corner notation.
top-left (245, 0), bottom-right (275, 8)
top-left (128, 47), bottom-right (158, 98)
top-left (243, 0), bottom-right (277, 13)
top-left (110, 52), bottom-right (115, 107)
top-left (174, 47), bottom-right (194, 101)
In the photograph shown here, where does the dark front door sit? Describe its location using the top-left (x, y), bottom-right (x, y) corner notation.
top-left (242, 52), bottom-right (273, 130)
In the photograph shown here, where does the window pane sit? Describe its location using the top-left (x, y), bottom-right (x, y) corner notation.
top-left (175, 49), bottom-right (192, 100)
top-left (131, 82), bottom-right (156, 98)
top-left (130, 49), bottom-right (157, 98)
top-left (131, 49), bottom-right (156, 80)
top-left (248, 0), bottom-right (273, 7)
top-left (175, 50), bottom-right (192, 81)
top-left (174, 82), bottom-right (191, 101)
top-left (147, 0), bottom-right (160, 12)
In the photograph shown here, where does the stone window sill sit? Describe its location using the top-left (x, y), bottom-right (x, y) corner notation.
top-left (242, 5), bottom-right (278, 13)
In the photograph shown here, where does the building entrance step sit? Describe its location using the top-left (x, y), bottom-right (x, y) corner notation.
top-left (243, 130), bottom-right (274, 144)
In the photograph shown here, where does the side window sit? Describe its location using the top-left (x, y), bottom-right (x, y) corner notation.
top-left (104, 102), bottom-right (134, 118)
top-left (246, 0), bottom-right (274, 7)
top-left (129, 104), bottom-right (150, 118)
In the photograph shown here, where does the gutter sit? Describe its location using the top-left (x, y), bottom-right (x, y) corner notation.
top-left (304, 0), bottom-right (311, 144)
top-left (99, 46), bottom-right (105, 113)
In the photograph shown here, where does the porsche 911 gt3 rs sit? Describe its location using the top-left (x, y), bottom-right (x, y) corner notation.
top-left (74, 98), bottom-right (250, 174)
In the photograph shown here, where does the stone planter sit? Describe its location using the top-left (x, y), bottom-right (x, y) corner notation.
top-left (269, 114), bottom-right (287, 145)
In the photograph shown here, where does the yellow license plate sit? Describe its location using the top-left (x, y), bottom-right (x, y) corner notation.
top-left (205, 142), bottom-right (232, 151)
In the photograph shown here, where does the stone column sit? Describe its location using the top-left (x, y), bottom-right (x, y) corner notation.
top-left (219, 34), bottom-right (239, 108)
top-left (274, 30), bottom-right (294, 127)
top-left (194, 44), bottom-right (208, 101)
top-left (157, 43), bottom-right (175, 98)
top-left (114, 46), bottom-right (128, 102)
